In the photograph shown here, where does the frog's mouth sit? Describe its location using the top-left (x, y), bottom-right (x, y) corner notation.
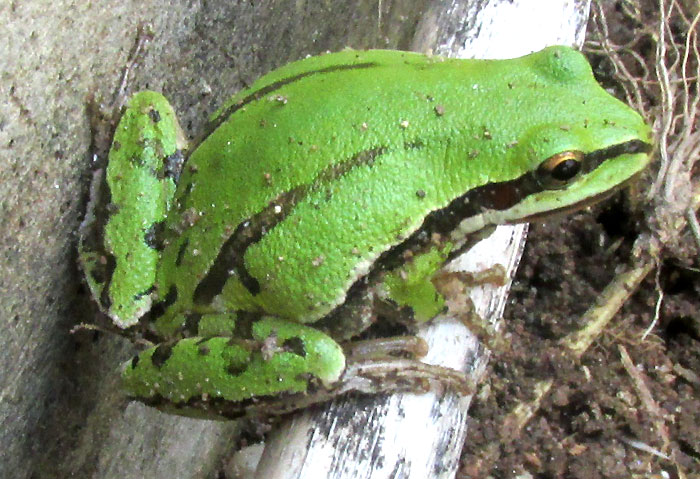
top-left (515, 173), bottom-right (640, 224)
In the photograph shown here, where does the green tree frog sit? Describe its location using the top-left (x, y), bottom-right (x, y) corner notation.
top-left (79, 46), bottom-right (652, 419)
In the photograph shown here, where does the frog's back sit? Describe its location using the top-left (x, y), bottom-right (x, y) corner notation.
top-left (154, 47), bottom-right (648, 329)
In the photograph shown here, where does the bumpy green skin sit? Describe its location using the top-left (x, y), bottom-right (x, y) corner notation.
top-left (122, 317), bottom-right (345, 418)
top-left (81, 46), bottom-right (652, 417)
top-left (80, 92), bottom-right (183, 327)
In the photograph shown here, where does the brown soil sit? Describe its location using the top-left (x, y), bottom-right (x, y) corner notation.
top-left (459, 2), bottom-right (699, 476)
top-left (460, 195), bottom-right (700, 478)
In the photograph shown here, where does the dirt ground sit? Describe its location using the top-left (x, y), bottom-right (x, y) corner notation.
top-left (458, 3), bottom-right (699, 476)
top-left (460, 201), bottom-right (699, 478)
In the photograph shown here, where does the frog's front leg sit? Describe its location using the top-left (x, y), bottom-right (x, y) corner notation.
top-left (121, 317), bottom-right (470, 419)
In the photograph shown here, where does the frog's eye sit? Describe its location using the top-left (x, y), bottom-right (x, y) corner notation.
top-left (535, 151), bottom-right (584, 188)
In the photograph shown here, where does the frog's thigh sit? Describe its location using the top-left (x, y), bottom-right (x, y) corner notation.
top-left (81, 91), bottom-right (185, 328)
top-left (121, 317), bottom-right (346, 418)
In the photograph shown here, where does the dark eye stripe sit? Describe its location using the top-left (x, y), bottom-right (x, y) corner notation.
top-left (373, 139), bottom-right (652, 272)
top-left (582, 139), bottom-right (652, 171)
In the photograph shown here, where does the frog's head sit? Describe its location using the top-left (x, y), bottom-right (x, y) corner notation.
top-left (454, 46), bottom-right (653, 235)
top-left (494, 121), bottom-right (652, 225)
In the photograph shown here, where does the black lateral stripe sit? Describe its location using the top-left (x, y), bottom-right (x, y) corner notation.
top-left (189, 62), bottom-right (379, 152)
top-left (192, 146), bottom-right (388, 305)
top-left (373, 171), bottom-right (539, 272)
top-left (317, 139), bottom-right (653, 328)
top-left (372, 139), bottom-right (652, 272)
top-left (193, 138), bottom-right (649, 308)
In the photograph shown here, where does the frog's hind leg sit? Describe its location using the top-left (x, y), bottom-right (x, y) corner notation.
top-left (79, 91), bottom-right (187, 329)
top-left (122, 317), bottom-right (470, 419)
top-left (245, 335), bottom-right (472, 417)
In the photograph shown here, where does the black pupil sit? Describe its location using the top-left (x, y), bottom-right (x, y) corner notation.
top-left (551, 159), bottom-right (581, 181)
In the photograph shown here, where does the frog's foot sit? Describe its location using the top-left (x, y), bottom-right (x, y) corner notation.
top-left (249, 335), bottom-right (472, 417)
top-left (431, 268), bottom-right (510, 351)
top-left (155, 350), bottom-right (472, 419)
top-left (84, 24), bottom-right (155, 165)
top-left (255, 363), bottom-right (471, 419)
top-left (338, 335), bottom-right (472, 396)
top-left (112, 23), bottom-right (155, 112)
top-left (243, 361), bottom-right (472, 419)
top-left (342, 335), bottom-right (429, 359)
top-left (336, 355), bottom-right (473, 397)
